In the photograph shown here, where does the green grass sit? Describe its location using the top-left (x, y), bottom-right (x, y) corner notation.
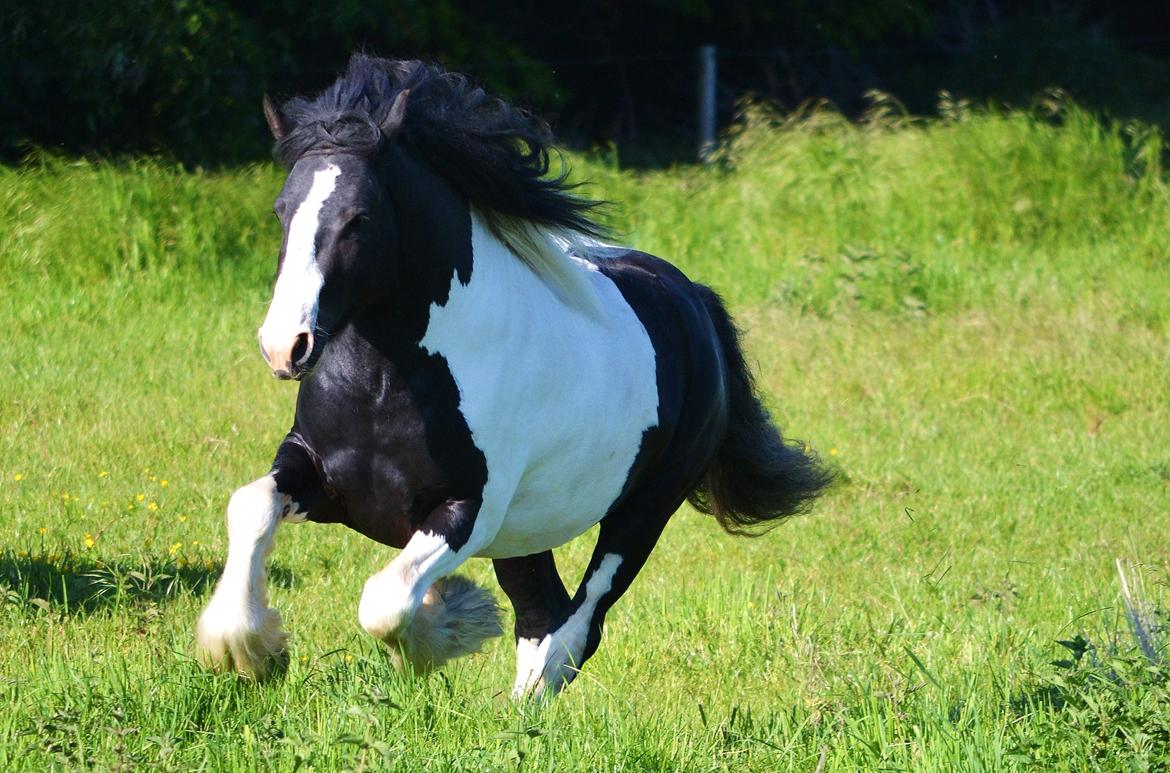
top-left (1, 102), bottom-right (1168, 770)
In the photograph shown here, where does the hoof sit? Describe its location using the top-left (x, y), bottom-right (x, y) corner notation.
top-left (196, 602), bottom-right (289, 680)
top-left (511, 635), bottom-right (579, 700)
top-left (383, 575), bottom-right (503, 672)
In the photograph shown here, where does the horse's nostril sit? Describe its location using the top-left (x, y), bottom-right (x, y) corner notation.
top-left (291, 332), bottom-right (312, 366)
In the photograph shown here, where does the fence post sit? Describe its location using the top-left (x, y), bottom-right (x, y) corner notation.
top-left (698, 44), bottom-right (717, 161)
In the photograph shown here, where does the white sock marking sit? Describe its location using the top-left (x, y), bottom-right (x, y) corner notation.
top-left (196, 475), bottom-right (288, 678)
top-left (513, 553), bottom-right (623, 696)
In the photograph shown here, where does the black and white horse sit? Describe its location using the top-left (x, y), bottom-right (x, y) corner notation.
top-left (197, 55), bottom-right (829, 697)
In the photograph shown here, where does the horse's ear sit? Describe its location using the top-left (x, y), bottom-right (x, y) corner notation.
top-left (262, 95), bottom-right (291, 141)
top-left (380, 89), bottom-right (411, 137)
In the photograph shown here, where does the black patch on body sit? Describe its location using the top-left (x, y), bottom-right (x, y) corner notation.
top-left (590, 250), bottom-right (730, 519)
top-left (273, 161), bottom-right (487, 553)
top-left (290, 320), bottom-right (487, 551)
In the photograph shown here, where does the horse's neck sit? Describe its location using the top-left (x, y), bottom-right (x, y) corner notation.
top-left (385, 151), bottom-right (473, 303)
top-left (383, 150), bottom-right (601, 337)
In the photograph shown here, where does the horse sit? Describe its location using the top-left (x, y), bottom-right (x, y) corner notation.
top-left (195, 54), bottom-right (830, 697)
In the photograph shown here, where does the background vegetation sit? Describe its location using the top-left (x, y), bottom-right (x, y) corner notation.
top-left (1, 100), bottom-right (1168, 769)
top-left (5, 1), bottom-right (1170, 164)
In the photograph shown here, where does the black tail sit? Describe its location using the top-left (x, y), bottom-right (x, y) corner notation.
top-left (688, 286), bottom-right (833, 535)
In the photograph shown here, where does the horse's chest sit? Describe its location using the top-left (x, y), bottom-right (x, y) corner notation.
top-left (295, 341), bottom-right (488, 547)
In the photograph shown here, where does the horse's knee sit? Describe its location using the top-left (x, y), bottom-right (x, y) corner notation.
top-left (360, 572), bottom-right (502, 671)
top-left (226, 477), bottom-right (283, 540)
top-left (358, 568), bottom-right (417, 641)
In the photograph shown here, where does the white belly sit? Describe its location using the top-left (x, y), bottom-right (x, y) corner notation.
top-left (418, 213), bottom-right (659, 558)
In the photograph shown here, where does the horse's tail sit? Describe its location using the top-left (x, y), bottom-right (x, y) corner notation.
top-left (688, 285), bottom-right (832, 534)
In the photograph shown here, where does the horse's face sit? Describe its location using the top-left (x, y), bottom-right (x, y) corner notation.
top-left (259, 153), bottom-right (396, 379)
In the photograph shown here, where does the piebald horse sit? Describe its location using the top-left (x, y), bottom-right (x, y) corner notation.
top-left (196, 55), bottom-right (829, 697)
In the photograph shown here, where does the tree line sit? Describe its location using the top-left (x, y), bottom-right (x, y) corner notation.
top-left (3, 0), bottom-right (1168, 165)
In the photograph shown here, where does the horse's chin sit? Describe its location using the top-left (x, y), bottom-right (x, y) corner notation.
top-left (271, 360), bottom-right (316, 381)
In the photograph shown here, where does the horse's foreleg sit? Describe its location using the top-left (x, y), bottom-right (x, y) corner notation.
top-left (196, 438), bottom-right (326, 679)
top-left (358, 499), bottom-right (503, 670)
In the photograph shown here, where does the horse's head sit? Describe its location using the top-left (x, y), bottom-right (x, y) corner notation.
top-left (257, 91), bottom-right (408, 380)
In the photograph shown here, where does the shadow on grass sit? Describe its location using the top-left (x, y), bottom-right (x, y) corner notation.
top-left (0, 549), bottom-right (294, 616)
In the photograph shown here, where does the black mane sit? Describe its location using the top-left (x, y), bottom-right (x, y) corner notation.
top-left (274, 54), bottom-right (603, 237)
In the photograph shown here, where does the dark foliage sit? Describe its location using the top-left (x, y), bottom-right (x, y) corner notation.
top-left (3, 1), bottom-right (1170, 165)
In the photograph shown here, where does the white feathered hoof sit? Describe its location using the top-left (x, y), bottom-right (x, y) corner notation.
top-left (196, 602), bottom-right (289, 681)
top-left (385, 575), bottom-right (503, 672)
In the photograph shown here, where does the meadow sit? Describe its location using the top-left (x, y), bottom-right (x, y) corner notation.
top-left (1, 100), bottom-right (1168, 770)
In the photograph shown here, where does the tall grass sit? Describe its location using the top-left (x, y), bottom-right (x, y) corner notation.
top-left (4, 98), bottom-right (1168, 319)
top-left (1, 102), bottom-right (1168, 770)
top-left (581, 98), bottom-right (1170, 316)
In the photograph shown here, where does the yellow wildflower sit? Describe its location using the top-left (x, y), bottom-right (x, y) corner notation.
top-left (178, 513), bottom-right (188, 523)
top-left (160, 479), bottom-right (169, 487)
top-left (12, 473), bottom-right (23, 482)
top-left (37, 527), bottom-right (47, 535)
top-left (147, 501), bottom-right (159, 512)
top-left (135, 493), bottom-right (145, 502)
top-left (829, 447), bottom-right (839, 456)
top-left (98, 470), bottom-right (108, 478)
top-left (83, 534), bottom-right (96, 550)
top-left (169, 542), bottom-right (182, 556)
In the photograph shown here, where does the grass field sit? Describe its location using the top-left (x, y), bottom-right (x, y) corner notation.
top-left (1, 102), bottom-right (1168, 770)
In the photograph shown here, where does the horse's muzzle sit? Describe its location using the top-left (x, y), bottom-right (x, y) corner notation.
top-left (259, 329), bottom-right (314, 380)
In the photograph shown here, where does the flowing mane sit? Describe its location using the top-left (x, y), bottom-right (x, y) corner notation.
top-left (273, 54), bottom-right (609, 309)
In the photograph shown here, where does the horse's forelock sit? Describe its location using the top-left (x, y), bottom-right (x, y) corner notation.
top-left (276, 111), bottom-right (383, 167)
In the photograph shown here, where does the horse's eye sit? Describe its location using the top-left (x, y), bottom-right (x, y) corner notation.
top-left (341, 214), bottom-right (370, 237)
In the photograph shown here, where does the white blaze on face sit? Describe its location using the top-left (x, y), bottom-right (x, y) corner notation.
top-left (259, 164), bottom-right (341, 366)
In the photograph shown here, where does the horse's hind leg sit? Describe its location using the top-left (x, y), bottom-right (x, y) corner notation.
top-left (196, 438), bottom-right (328, 679)
top-left (492, 551), bottom-right (571, 696)
top-left (358, 499), bottom-right (503, 671)
top-left (516, 492), bottom-right (684, 697)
